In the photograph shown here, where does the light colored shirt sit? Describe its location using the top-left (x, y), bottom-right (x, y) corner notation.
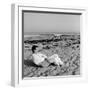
top-left (32, 53), bottom-right (47, 65)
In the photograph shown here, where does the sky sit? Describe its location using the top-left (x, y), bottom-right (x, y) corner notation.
top-left (24, 12), bottom-right (80, 35)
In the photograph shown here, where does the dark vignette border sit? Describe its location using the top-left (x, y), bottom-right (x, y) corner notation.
top-left (22, 10), bottom-right (24, 79)
top-left (22, 10), bottom-right (82, 15)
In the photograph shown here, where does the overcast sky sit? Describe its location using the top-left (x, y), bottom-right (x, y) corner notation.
top-left (24, 12), bottom-right (80, 35)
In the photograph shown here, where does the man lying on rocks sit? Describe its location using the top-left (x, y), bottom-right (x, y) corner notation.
top-left (32, 45), bottom-right (64, 67)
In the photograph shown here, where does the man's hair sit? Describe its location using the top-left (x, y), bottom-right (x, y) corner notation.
top-left (32, 45), bottom-right (38, 53)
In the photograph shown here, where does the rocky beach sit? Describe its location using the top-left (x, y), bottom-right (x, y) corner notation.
top-left (23, 34), bottom-right (80, 78)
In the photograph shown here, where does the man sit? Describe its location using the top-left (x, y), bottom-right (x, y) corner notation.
top-left (32, 45), bottom-right (64, 67)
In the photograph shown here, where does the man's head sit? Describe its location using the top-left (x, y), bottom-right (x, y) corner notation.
top-left (32, 45), bottom-right (38, 53)
top-left (32, 45), bottom-right (43, 53)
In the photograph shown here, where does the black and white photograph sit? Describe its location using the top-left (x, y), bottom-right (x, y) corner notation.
top-left (23, 10), bottom-right (81, 78)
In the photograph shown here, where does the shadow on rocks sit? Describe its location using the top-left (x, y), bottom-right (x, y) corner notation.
top-left (24, 59), bottom-right (42, 67)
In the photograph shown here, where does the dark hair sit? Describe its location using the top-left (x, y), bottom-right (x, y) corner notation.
top-left (32, 45), bottom-right (38, 53)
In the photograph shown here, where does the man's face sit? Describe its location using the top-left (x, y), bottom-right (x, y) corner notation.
top-left (35, 46), bottom-right (42, 53)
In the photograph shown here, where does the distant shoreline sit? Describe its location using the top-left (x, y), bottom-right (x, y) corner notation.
top-left (24, 32), bottom-right (80, 37)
